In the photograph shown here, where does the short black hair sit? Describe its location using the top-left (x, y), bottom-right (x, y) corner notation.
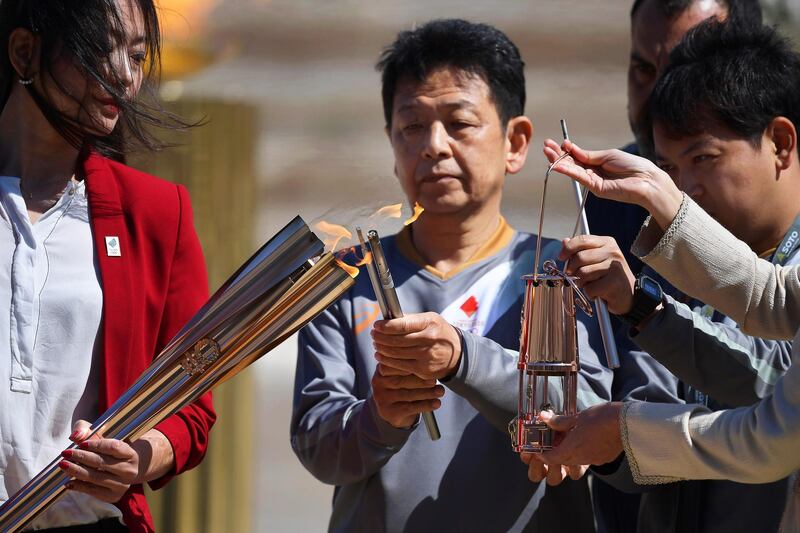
top-left (376, 19), bottom-right (525, 127)
top-left (630, 0), bottom-right (762, 27)
top-left (650, 20), bottom-right (800, 150)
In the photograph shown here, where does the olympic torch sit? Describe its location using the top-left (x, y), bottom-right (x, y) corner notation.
top-left (0, 216), bottom-right (355, 533)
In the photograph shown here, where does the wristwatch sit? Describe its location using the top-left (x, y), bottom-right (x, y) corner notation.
top-left (619, 274), bottom-right (663, 327)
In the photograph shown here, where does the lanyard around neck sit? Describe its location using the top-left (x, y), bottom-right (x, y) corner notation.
top-left (771, 215), bottom-right (800, 266)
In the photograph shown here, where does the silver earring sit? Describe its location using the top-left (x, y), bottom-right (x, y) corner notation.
top-left (18, 77), bottom-right (34, 86)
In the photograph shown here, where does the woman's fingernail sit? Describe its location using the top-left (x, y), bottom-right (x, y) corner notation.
top-left (58, 461), bottom-right (69, 469)
top-left (79, 441), bottom-right (90, 449)
top-left (61, 450), bottom-right (73, 458)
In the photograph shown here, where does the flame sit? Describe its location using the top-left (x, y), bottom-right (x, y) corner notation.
top-left (314, 221), bottom-right (360, 277)
top-left (313, 222), bottom-right (369, 278)
top-left (356, 251), bottom-right (373, 266)
top-left (313, 221), bottom-right (352, 252)
top-left (404, 203), bottom-right (425, 225)
top-left (371, 203), bottom-right (403, 219)
top-left (334, 246), bottom-right (370, 279)
top-left (336, 258), bottom-right (359, 278)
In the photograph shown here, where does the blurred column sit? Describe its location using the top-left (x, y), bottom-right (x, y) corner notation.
top-left (131, 96), bottom-right (257, 533)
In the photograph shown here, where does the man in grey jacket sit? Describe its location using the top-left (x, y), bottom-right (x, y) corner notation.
top-left (290, 19), bottom-right (677, 532)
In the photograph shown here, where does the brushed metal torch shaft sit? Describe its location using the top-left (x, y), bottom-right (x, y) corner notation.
top-left (366, 230), bottom-right (441, 441)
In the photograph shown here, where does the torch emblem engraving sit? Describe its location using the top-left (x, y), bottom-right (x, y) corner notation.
top-left (180, 338), bottom-right (221, 376)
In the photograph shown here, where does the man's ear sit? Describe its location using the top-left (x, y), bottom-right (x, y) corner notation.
top-left (769, 116), bottom-right (797, 172)
top-left (8, 28), bottom-right (39, 81)
top-left (505, 116), bottom-right (533, 175)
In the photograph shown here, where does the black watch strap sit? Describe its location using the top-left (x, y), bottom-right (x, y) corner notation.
top-left (619, 274), bottom-right (663, 327)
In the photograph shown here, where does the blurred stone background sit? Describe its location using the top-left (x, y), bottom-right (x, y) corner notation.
top-left (136, 1), bottom-right (799, 530)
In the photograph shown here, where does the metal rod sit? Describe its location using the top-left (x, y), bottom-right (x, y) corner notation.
top-left (560, 119), bottom-right (570, 142)
top-left (356, 228), bottom-right (388, 316)
top-left (560, 119), bottom-right (621, 369)
top-left (569, 188), bottom-right (591, 240)
top-left (364, 230), bottom-right (441, 441)
top-left (366, 232), bottom-right (404, 319)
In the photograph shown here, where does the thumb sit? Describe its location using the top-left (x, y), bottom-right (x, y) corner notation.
top-left (539, 411), bottom-right (578, 432)
top-left (565, 141), bottom-right (600, 165)
top-left (376, 313), bottom-right (429, 335)
top-left (520, 452), bottom-right (534, 465)
top-left (70, 419), bottom-right (99, 443)
top-left (558, 238), bottom-right (570, 261)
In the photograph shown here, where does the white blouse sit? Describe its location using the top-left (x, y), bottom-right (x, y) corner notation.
top-left (0, 177), bottom-right (122, 528)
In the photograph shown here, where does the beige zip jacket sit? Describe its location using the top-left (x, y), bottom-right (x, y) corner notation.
top-left (621, 195), bottom-right (799, 530)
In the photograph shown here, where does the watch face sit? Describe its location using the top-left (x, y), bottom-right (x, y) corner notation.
top-left (642, 278), bottom-right (661, 299)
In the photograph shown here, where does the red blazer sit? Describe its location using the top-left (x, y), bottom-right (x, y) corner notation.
top-left (83, 152), bottom-right (216, 532)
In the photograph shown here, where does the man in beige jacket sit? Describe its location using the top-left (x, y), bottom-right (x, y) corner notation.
top-left (533, 19), bottom-right (800, 532)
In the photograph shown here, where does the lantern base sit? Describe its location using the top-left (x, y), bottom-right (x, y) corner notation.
top-left (509, 417), bottom-right (555, 453)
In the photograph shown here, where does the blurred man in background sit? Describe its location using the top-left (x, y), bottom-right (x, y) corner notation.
top-left (585, 0), bottom-right (762, 275)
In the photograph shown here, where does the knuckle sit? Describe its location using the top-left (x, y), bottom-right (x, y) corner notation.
top-left (374, 403), bottom-right (388, 417)
top-left (528, 465), bottom-right (544, 482)
top-left (398, 403), bottom-right (416, 416)
top-left (409, 389), bottom-right (424, 402)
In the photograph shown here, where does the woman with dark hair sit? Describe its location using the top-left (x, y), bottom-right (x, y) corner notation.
top-left (0, 1), bottom-right (215, 532)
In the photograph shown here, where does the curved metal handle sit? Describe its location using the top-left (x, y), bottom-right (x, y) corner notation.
top-left (533, 152), bottom-right (572, 277)
top-left (542, 260), bottom-right (593, 317)
top-left (534, 119), bottom-right (589, 277)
